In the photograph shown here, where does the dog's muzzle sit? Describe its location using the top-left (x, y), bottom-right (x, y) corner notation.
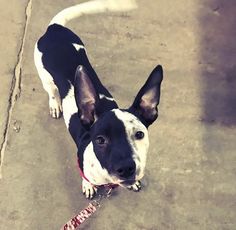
top-left (114, 160), bottom-right (136, 179)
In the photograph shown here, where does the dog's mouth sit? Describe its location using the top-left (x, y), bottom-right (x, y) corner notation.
top-left (110, 175), bottom-right (136, 186)
top-left (120, 179), bottom-right (136, 186)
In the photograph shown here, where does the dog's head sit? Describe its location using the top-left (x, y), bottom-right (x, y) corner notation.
top-left (74, 65), bottom-right (163, 185)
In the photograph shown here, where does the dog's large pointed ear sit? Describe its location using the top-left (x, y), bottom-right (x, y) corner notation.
top-left (129, 65), bottom-right (163, 127)
top-left (74, 65), bottom-right (99, 129)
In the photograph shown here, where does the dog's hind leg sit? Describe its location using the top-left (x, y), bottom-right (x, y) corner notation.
top-left (34, 44), bottom-right (62, 118)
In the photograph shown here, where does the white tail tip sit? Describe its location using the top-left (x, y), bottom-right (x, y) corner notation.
top-left (49, 0), bottom-right (137, 26)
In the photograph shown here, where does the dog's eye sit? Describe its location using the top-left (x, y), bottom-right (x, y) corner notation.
top-left (95, 136), bottom-right (107, 145)
top-left (135, 131), bottom-right (144, 140)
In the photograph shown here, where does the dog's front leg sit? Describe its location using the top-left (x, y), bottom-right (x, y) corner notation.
top-left (127, 180), bottom-right (142, 192)
top-left (82, 179), bottom-right (98, 199)
top-left (34, 45), bottom-right (63, 119)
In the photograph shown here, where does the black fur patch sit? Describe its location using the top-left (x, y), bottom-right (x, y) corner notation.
top-left (37, 23), bottom-right (118, 108)
top-left (68, 113), bottom-right (90, 170)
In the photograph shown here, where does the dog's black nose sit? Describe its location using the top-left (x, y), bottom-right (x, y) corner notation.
top-left (115, 161), bottom-right (136, 178)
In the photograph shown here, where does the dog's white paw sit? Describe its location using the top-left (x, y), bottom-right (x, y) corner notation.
top-left (127, 180), bottom-right (142, 192)
top-left (82, 179), bottom-right (98, 199)
top-left (49, 96), bottom-right (62, 119)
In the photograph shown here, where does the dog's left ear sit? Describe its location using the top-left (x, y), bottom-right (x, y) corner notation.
top-left (74, 65), bottom-right (99, 129)
top-left (129, 65), bottom-right (163, 127)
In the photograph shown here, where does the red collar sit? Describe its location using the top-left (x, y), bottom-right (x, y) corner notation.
top-left (77, 159), bottom-right (91, 184)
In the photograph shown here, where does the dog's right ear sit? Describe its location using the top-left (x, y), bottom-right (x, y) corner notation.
top-left (129, 65), bottom-right (163, 127)
top-left (74, 65), bottom-right (98, 128)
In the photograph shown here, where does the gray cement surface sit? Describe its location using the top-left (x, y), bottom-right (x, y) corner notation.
top-left (0, 0), bottom-right (236, 229)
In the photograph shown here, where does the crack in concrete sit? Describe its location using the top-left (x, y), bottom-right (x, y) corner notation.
top-left (0, 0), bottom-right (32, 179)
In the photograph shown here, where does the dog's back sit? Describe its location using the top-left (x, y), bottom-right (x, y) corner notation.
top-left (34, 0), bottom-right (137, 118)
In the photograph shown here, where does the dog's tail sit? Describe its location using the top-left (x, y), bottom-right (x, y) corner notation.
top-left (49, 0), bottom-right (137, 27)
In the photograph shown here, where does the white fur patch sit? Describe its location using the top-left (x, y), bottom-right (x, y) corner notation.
top-left (61, 84), bottom-right (78, 128)
top-left (99, 94), bottom-right (115, 101)
top-left (34, 44), bottom-right (56, 93)
top-left (112, 109), bottom-right (149, 181)
top-left (72, 43), bottom-right (85, 52)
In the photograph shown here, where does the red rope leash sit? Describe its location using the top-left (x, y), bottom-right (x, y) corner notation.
top-left (60, 201), bottom-right (99, 230)
top-left (60, 186), bottom-right (116, 230)
top-left (60, 160), bottom-right (118, 229)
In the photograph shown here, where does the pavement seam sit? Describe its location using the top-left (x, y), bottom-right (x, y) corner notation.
top-left (0, 0), bottom-right (32, 178)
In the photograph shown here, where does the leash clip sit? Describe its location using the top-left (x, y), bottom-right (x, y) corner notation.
top-left (91, 199), bottom-right (101, 208)
top-left (90, 185), bottom-right (114, 208)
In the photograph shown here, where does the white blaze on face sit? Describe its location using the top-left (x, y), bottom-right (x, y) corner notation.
top-left (112, 109), bottom-right (149, 180)
top-left (83, 142), bottom-right (124, 185)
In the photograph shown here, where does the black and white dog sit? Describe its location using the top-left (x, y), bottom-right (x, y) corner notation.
top-left (34, 0), bottom-right (163, 199)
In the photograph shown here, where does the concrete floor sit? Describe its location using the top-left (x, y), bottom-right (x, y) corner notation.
top-left (0, 0), bottom-right (236, 229)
